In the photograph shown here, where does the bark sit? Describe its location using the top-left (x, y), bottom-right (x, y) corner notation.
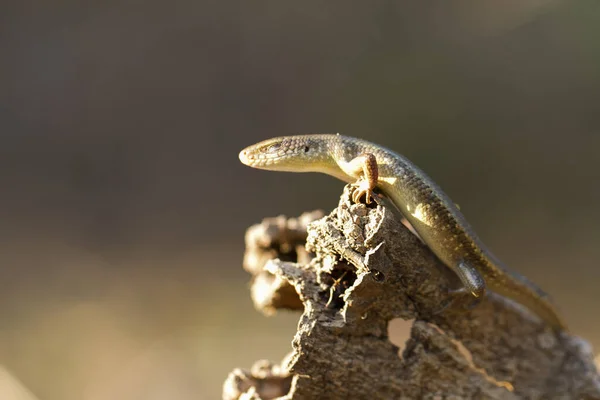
top-left (224, 185), bottom-right (600, 400)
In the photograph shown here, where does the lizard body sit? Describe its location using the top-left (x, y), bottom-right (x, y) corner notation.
top-left (239, 134), bottom-right (566, 331)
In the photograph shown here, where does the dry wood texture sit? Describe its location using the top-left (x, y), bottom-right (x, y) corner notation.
top-left (223, 185), bottom-right (600, 400)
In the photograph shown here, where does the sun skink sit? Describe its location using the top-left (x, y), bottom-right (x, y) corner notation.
top-left (238, 134), bottom-right (567, 331)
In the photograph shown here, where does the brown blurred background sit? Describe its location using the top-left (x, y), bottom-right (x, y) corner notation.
top-left (1, 1), bottom-right (600, 399)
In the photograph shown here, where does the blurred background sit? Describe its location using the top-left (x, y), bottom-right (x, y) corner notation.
top-left (1, 0), bottom-right (600, 399)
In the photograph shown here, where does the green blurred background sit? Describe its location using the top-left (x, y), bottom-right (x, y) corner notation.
top-left (2, 1), bottom-right (600, 399)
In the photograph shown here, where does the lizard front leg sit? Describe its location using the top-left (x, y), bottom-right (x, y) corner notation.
top-left (343, 153), bottom-right (379, 204)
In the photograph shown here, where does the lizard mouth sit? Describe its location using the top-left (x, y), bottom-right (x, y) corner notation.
top-left (239, 143), bottom-right (287, 168)
top-left (238, 148), bottom-right (253, 165)
top-left (239, 147), bottom-right (275, 168)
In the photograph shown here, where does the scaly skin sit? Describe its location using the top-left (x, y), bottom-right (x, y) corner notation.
top-left (239, 134), bottom-right (567, 331)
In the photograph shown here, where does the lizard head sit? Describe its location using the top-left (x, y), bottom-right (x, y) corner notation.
top-left (239, 135), bottom-right (332, 172)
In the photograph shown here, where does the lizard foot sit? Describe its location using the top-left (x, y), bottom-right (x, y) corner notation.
top-left (450, 287), bottom-right (484, 310)
top-left (432, 288), bottom-right (484, 315)
top-left (351, 181), bottom-right (376, 204)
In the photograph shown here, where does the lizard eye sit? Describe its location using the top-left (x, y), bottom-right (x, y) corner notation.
top-left (303, 146), bottom-right (310, 153)
top-left (266, 143), bottom-right (281, 153)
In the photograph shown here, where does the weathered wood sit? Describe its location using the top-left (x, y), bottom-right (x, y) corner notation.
top-left (224, 185), bottom-right (600, 400)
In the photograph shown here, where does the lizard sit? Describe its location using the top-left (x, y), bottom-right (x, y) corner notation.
top-left (238, 133), bottom-right (567, 331)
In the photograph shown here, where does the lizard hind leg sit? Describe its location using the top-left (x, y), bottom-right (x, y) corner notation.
top-left (454, 260), bottom-right (486, 299)
top-left (435, 262), bottom-right (487, 315)
top-left (347, 153), bottom-right (379, 204)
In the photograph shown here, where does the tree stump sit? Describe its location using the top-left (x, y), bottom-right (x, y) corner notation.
top-left (223, 185), bottom-right (600, 399)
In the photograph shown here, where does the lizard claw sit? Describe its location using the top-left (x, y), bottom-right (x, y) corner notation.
top-left (429, 288), bottom-right (483, 316)
top-left (351, 181), bottom-right (375, 204)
